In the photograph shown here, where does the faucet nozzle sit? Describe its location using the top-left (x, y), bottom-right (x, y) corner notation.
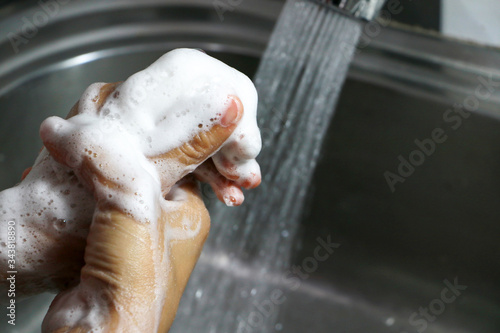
top-left (309, 0), bottom-right (387, 21)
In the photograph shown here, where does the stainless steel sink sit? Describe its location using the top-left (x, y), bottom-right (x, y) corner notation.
top-left (0, 0), bottom-right (499, 332)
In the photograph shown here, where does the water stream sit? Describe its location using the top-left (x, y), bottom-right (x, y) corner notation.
top-left (173, 0), bottom-right (362, 332)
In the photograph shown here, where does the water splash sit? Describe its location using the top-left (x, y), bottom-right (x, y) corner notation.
top-left (173, 0), bottom-right (361, 331)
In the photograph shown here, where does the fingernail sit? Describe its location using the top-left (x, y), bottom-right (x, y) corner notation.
top-left (223, 195), bottom-right (236, 206)
top-left (220, 97), bottom-right (242, 127)
top-left (241, 173), bottom-right (261, 189)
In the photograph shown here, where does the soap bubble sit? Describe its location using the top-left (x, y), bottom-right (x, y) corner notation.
top-left (53, 219), bottom-right (67, 231)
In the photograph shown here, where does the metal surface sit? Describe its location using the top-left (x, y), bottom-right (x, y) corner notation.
top-left (0, 0), bottom-right (499, 332)
top-left (309, 0), bottom-right (387, 21)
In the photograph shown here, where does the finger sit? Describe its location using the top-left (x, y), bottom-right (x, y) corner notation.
top-left (94, 82), bottom-right (122, 111)
top-left (40, 116), bottom-right (81, 169)
top-left (163, 176), bottom-right (210, 241)
top-left (212, 154), bottom-right (262, 189)
top-left (164, 175), bottom-right (202, 203)
top-left (161, 176), bottom-right (210, 300)
top-left (150, 95), bottom-right (243, 168)
top-left (39, 82), bottom-right (121, 176)
top-left (40, 116), bottom-right (125, 197)
top-left (21, 167), bottom-right (32, 180)
top-left (194, 160), bottom-right (244, 206)
top-left (66, 100), bottom-right (80, 119)
top-left (42, 209), bottom-right (155, 333)
top-left (65, 82), bottom-right (122, 119)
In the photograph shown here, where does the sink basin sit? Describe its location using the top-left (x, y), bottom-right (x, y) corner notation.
top-left (0, 0), bottom-right (498, 332)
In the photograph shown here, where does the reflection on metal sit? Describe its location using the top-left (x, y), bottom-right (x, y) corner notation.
top-left (0, 0), bottom-right (499, 332)
top-left (308, 0), bottom-right (387, 21)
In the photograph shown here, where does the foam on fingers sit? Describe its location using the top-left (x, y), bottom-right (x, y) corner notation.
top-left (39, 117), bottom-right (74, 167)
top-left (0, 48), bottom-right (263, 312)
top-left (212, 153), bottom-right (262, 190)
top-left (194, 161), bottom-right (244, 206)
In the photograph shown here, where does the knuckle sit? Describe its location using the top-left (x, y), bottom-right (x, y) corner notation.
top-left (178, 132), bottom-right (215, 164)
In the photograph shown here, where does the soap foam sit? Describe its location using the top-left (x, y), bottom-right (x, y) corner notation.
top-left (40, 48), bottom-right (261, 222)
top-left (116, 49), bottom-right (262, 189)
top-left (1, 49), bottom-right (261, 330)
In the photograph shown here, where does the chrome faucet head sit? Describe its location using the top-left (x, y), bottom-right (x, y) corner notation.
top-left (309, 0), bottom-right (387, 21)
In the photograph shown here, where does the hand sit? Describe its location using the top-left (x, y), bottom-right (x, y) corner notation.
top-left (42, 178), bottom-right (213, 333)
top-left (39, 83), bottom-right (246, 332)
top-left (2, 82), bottom-right (258, 298)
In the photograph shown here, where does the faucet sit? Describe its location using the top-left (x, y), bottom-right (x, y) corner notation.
top-left (309, 0), bottom-right (388, 21)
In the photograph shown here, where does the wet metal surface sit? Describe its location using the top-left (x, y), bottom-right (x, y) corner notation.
top-left (0, 0), bottom-right (498, 332)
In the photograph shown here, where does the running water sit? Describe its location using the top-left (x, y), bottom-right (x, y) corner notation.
top-left (173, 0), bottom-right (362, 332)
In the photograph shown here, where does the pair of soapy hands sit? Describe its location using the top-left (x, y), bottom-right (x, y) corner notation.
top-left (27, 82), bottom-right (260, 332)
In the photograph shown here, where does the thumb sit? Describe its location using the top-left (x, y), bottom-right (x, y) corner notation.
top-left (150, 95), bottom-right (243, 167)
top-left (40, 116), bottom-right (82, 169)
